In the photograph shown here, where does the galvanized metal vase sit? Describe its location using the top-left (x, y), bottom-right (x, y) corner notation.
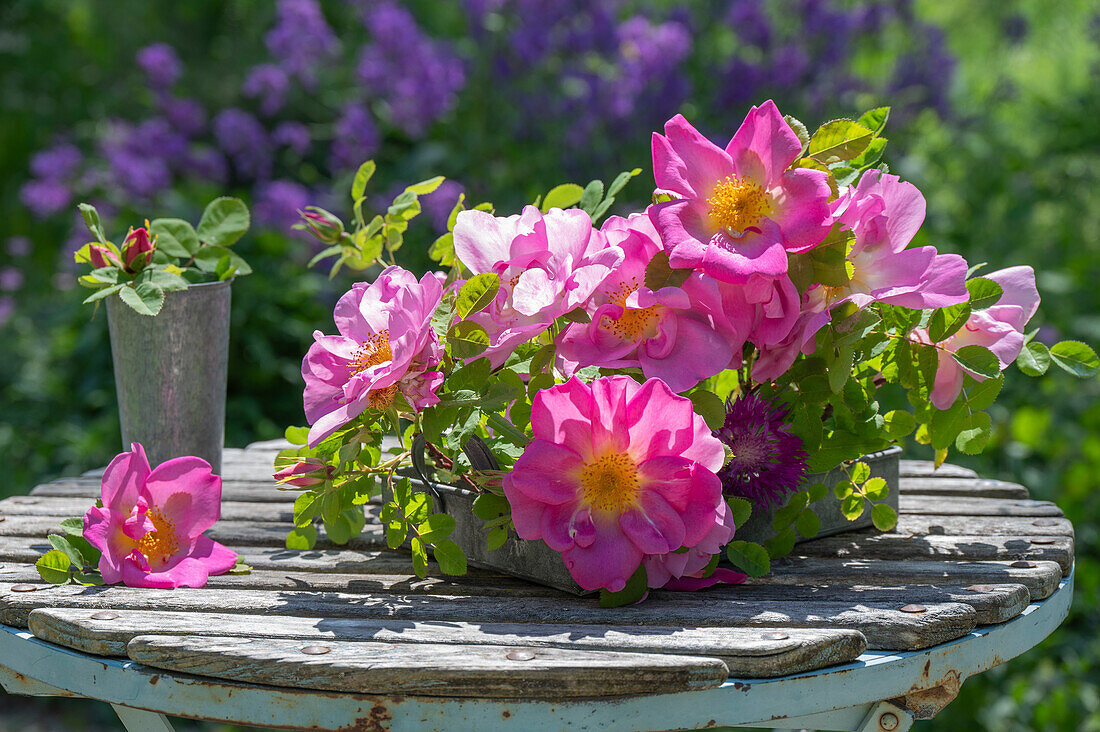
top-left (105, 280), bottom-right (231, 473)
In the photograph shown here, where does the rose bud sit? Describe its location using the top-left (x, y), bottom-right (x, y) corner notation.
top-left (296, 207), bottom-right (344, 244)
top-left (89, 244), bottom-right (119, 269)
top-left (122, 226), bottom-right (156, 272)
top-left (273, 459), bottom-right (333, 487)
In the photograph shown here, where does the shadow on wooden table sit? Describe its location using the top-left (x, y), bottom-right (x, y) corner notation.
top-left (0, 690), bottom-right (264, 732)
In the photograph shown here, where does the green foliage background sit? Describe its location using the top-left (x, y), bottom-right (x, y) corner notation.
top-left (1, 1), bottom-right (1098, 730)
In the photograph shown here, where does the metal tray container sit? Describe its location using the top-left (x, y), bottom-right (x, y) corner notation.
top-left (421, 446), bottom-right (902, 596)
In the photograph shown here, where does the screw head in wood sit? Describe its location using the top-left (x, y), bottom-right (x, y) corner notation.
top-left (763, 632), bottom-right (789, 641)
top-left (506, 650), bottom-right (536, 661)
top-left (1032, 519), bottom-right (1059, 527)
top-left (1030, 537), bottom-right (1057, 545)
top-left (966, 585), bottom-right (994, 593)
top-left (1010, 560), bottom-right (1035, 568)
top-left (899, 604), bottom-right (927, 613)
top-left (879, 711), bottom-right (900, 731)
top-left (90, 612), bottom-right (119, 621)
top-left (300, 646), bottom-right (331, 655)
top-left (10, 584), bottom-right (37, 593)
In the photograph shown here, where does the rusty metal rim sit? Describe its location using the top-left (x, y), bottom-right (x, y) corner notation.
top-left (0, 571), bottom-right (1073, 731)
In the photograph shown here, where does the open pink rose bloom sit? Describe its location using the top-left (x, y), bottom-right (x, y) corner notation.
top-left (648, 101), bottom-right (832, 284)
top-left (503, 375), bottom-right (741, 592)
top-left (303, 265), bottom-right (444, 445)
top-left (83, 443), bottom-right (237, 588)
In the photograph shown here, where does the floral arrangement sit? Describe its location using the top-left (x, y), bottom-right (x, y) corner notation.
top-left (275, 100), bottom-right (1097, 604)
top-left (36, 443), bottom-right (245, 588)
top-left (73, 197), bottom-right (251, 316)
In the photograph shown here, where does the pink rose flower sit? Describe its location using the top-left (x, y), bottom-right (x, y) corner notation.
top-left (643, 500), bottom-right (744, 590)
top-left (452, 205), bottom-right (623, 367)
top-left (82, 443), bottom-right (237, 588)
top-left (503, 375), bottom-right (730, 592)
top-left (303, 266), bottom-right (444, 446)
top-left (826, 170), bottom-right (969, 310)
top-left (557, 213), bottom-right (737, 392)
top-left (919, 266), bottom-right (1040, 409)
top-left (648, 102), bottom-right (832, 284)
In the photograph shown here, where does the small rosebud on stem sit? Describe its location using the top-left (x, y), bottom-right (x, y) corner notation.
top-left (89, 244), bottom-right (121, 269)
top-left (273, 458), bottom-right (334, 487)
top-left (295, 207), bottom-right (345, 244)
top-left (122, 225), bottom-right (156, 272)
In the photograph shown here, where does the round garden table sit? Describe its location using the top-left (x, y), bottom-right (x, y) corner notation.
top-left (0, 442), bottom-right (1074, 732)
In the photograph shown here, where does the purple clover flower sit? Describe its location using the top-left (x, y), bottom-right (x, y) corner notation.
top-left (136, 43), bottom-right (183, 88)
top-left (160, 96), bottom-right (207, 137)
top-left (714, 393), bottom-right (808, 510)
top-left (20, 179), bottom-right (71, 218)
top-left (421, 180), bottom-right (465, 232)
top-left (328, 104), bottom-right (379, 174)
top-left (5, 237), bottom-right (31, 257)
top-left (357, 2), bottom-right (466, 137)
top-left (272, 122), bottom-right (311, 155)
top-left (265, 0), bottom-right (338, 87)
top-left (727, 0), bottom-right (772, 49)
top-left (213, 108), bottom-right (272, 180)
top-left (0, 267), bottom-right (24, 292)
top-left (243, 64), bottom-right (291, 116)
top-left (184, 147), bottom-right (229, 184)
top-left (253, 179), bottom-right (311, 233)
top-left (98, 120), bottom-right (174, 198)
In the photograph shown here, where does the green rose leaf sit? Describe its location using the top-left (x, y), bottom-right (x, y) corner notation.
top-left (36, 549), bottom-right (72, 584)
top-left (351, 160), bottom-right (376, 201)
top-left (808, 120), bottom-right (874, 164)
top-left (841, 493), bottom-right (865, 520)
top-left (856, 107), bottom-right (890, 136)
top-left (763, 527), bottom-right (797, 559)
top-left (1049, 340), bottom-right (1100, 379)
top-left (293, 493), bottom-right (320, 528)
top-left (405, 176), bottom-right (445, 196)
top-left (955, 411), bottom-right (993, 455)
top-left (849, 461), bottom-right (871, 484)
top-left (119, 282), bottom-right (165, 316)
top-left (883, 410), bottom-right (917, 437)
top-left (197, 197), bottom-right (250, 247)
top-left (456, 273), bottom-right (500, 318)
top-left (606, 168), bottom-right (641, 198)
top-left (448, 321), bottom-right (491, 359)
top-left (1016, 341), bottom-right (1051, 377)
top-left (965, 277), bottom-right (1004, 311)
top-left (59, 517), bottom-right (85, 536)
top-left (725, 540), bottom-right (770, 577)
top-left (862, 477), bottom-right (889, 501)
top-left (928, 303), bottom-right (971, 342)
top-left (486, 526), bottom-right (508, 552)
top-left (807, 482), bottom-right (830, 502)
top-left (726, 496), bottom-right (752, 528)
top-left (951, 344), bottom-right (1000, 379)
top-left (432, 539), bottom-right (467, 575)
top-left (194, 245), bottom-right (252, 276)
top-left (871, 503), bottom-right (898, 531)
top-left (150, 218), bottom-right (200, 257)
top-left (418, 513), bottom-right (457, 544)
top-left (795, 509), bottom-right (821, 539)
top-left (689, 390), bottom-right (727, 431)
top-left (285, 524), bottom-right (317, 550)
top-left (48, 534), bottom-right (85, 568)
top-left (285, 425), bottom-right (310, 445)
top-left (578, 179), bottom-right (604, 215)
top-left (541, 183), bottom-right (585, 212)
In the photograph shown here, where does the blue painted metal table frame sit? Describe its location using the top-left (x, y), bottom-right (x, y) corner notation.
top-left (0, 572), bottom-right (1072, 732)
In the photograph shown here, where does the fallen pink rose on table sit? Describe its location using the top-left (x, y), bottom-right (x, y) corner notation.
top-left (82, 443), bottom-right (238, 588)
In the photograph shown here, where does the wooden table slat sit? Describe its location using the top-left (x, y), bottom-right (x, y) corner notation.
top-left (124, 634), bottom-right (730, 698)
top-left (900, 477), bottom-right (1029, 499)
top-left (898, 460), bottom-right (978, 479)
top-left (898, 495), bottom-right (1062, 517)
top-left (26, 608), bottom-right (867, 678)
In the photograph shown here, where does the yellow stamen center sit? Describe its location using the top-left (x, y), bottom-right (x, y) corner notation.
top-left (348, 331), bottom-right (392, 377)
top-left (368, 384), bottom-right (400, 410)
top-left (580, 452), bottom-right (640, 513)
top-left (136, 508), bottom-right (180, 562)
top-left (707, 176), bottom-right (771, 235)
top-left (603, 278), bottom-right (661, 341)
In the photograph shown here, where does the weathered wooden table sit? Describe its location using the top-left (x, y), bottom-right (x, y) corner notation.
top-left (0, 442), bottom-right (1074, 732)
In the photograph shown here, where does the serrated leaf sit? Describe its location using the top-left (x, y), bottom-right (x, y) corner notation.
top-left (150, 218), bottom-right (200, 257)
top-left (966, 277), bottom-right (1003, 311)
top-left (487, 526), bottom-right (508, 552)
top-left (952, 344), bottom-right (1000, 379)
top-left (541, 183), bottom-right (584, 212)
top-left (763, 527), bottom-right (797, 559)
top-left (725, 541), bottom-right (770, 577)
top-left (795, 510), bottom-right (820, 539)
top-left (405, 176), bottom-right (444, 195)
top-left (48, 534), bottom-right (84, 567)
top-left (1016, 341), bottom-right (1050, 376)
top-left (36, 550), bottom-right (72, 584)
top-left (410, 536), bottom-right (429, 578)
top-left (432, 539), bottom-right (467, 575)
top-left (929, 303), bottom-right (971, 342)
top-left (772, 503), bottom-right (800, 532)
top-left (849, 462), bottom-right (871, 484)
top-left (293, 492), bottom-right (320, 528)
top-left (955, 411), bottom-right (992, 454)
top-left (285, 426), bottom-right (310, 445)
top-left (1049, 340), bottom-right (1100, 379)
top-left (351, 160), bottom-right (376, 200)
top-left (606, 168), bottom-right (641, 198)
top-left (856, 107), bottom-right (890, 135)
top-left (59, 517), bottom-right (84, 536)
top-left (579, 179), bottom-right (604, 215)
top-left (448, 320), bottom-right (491, 359)
top-left (197, 197), bottom-right (250, 247)
top-left (808, 120), bottom-right (874, 164)
top-left (726, 496), bottom-right (752, 528)
top-left (456, 273), bottom-right (500, 318)
top-left (863, 477), bottom-right (888, 501)
top-left (689, 390), bottom-right (726, 431)
top-left (118, 283), bottom-right (164, 316)
top-left (882, 410), bottom-right (916, 437)
top-left (784, 114), bottom-right (810, 149)
top-left (285, 524), bottom-right (317, 550)
top-left (871, 503), bottom-right (897, 531)
top-left (841, 494), bottom-right (865, 520)
top-left (807, 483), bottom-right (829, 502)
top-left (418, 513), bottom-right (457, 544)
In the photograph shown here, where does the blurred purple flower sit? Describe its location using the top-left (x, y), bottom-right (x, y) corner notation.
top-left (0, 267), bottom-right (23, 292)
top-left (253, 179), bottom-right (311, 233)
top-left (265, 0), bottom-right (338, 87)
top-left (328, 104), bottom-right (379, 174)
top-left (272, 122), bottom-right (311, 155)
top-left (6, 237), bottom-right (31, 257)
top-left (131, 118), bottom-right (190, 164)
top-left (30, 143), bottom-right (82, 181)
top-left (0, 296), bottom-right (13, 326)
top-left (243, 64), bottom-right (291, 116)
top-left (422, 179), bottom-right (464, 232)
top-left (20, 179), bottom-right (71, 218)
top-left (136, 43), bottom-right (183, 88)
top-left (185, 147), bottom-right (229, 184)
top-left (213, 109), bottom-right (272, 180)
top-left (890, 23), bottom-right (954, 118)
top-left (99, 120), bottom-right (174, 198)
top-left (161, 97), bottom-right (207, 137)
top-left (727, 0), bottom-right (772, 48)
top-left (357, 2), bottom-right (465, 137)
top-left (52, 273), bottom-right (75, 291)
